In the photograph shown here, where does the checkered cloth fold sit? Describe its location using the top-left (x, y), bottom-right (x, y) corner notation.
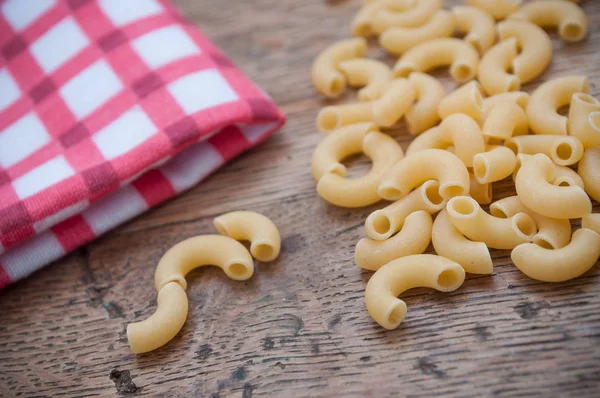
top-left (0, 0), bottom-right (285, 288)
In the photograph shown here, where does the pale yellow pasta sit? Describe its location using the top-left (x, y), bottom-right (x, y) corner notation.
top-left (582, 214), bottom-right (600, 235)
top-left (365, 254), bottom-right (466, 330)
top-left (356, 210), bottom-right (433, 271)
top-left (317, 102), bottom-right (374, 133)
top-left (482, 101), bottom-right (528, 140)
top-left (438, 81), bottom-right (484, 120)
top-left (213, 211), bottom-right (281, 262)
top-left (312, 38), bottom-right (367, 98)
top-left (509, 0), bottom-right (588, 42)
top-left (372, 0), bottom-right (443, 33)
top-left (338, 59), bottom-right (393, 102)
top-left (465, 0), bottom-right (522, 20)
top-left (497, 20), bottom-right (552, 84)
top-left (365, 180), bottom-right (445, 240)
top-left (527, 75), bottom-right (589, 136)
top-left (432, 209), bottom-right (493, 274)
top-left (127, 282), bottom-right (188, 354)
top-left (352, 0), bottom-right (415, 37)
top-left (478, 38), bottom-right (520, 96)
top-left (568, 93), bottom-right (600, 148)
top-left (511, 228), bottom-right (600, 282)
top-left (393, 38), bottom-right (480, 83)
top-left (379, 149), bottom-right (471, 201)
top-left (480, 91), bottom-right (529, 122)
top-left (469, 174), bottom-right (493, 204)
top-left (438, 113), bottom-right (486, 167)
top-left (515, 154), bottom-right (591, 219)
top-left (406, 72), bottom-right (446, 135)
top-left (154, 235), bottom-right (254, 291)
top-left (473, 145), bottom-right (517, 184)
top-left (317, 131), bottom-right (404, 207)
top-left (447, 196), bottom-right (536, 249)
top-left (379, 10), bottom-right (456, 55)
top-left (512, 153), bottom-right (584, 188)
top-left (578, 147), bottom-right (600, 202)
top-left (506, 135), bottom-right (584, 166)
top-left (405, 126), bottom-right (449, 155)
top-left (452, 5), bottom-right (496, 55)
top-left (490, 195), bottom-right (571, 249)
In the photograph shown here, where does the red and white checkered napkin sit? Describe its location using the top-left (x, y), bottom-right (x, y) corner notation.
top-left (0, 0), bottom-right (285, 288)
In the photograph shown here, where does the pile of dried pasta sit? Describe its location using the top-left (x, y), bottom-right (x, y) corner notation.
top-left (310, 0), bottom-right (599, 330)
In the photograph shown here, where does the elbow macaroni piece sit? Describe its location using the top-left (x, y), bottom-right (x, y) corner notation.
top-left (497, 20), bottom-right (552, 85)
top-left (312, 38), bottom-right (367, 98)
top-left (513, 153), bottom-right (584, 188)
top-left (465, 0), bottom-right (522, 20)
top-left (213, 211), bottom-right (281, 262)
top-left (490, 195), bottom-right (571, 250)
top-left (478, 38), bottom-right (520, 96)
top-left (352, 0), bottom-right (415, 37)
top-left (506, 135), bottom-right (584, 166)
top-left (578, 147), bottom-right (600, 202)
top-left (568, 93), bottom-right (600, 148)
top-left (509, 0), bottom-right (588, 42)
top-left (481, 91), bottom-right (529, 122)
top-left (432, 209), bottom-right (493, 274)
top-left (482, 101), bottom-right (528, 140)
top-left (438, 113), bottom-right (486, 167)
top-left (317, 131), bottom-right (404, 207)
top-left (511, 228), bottom-right (600, 282)
top-left (406, 72), bottom-right (446, 135)
top-left (365, 180), bottom-right (445, 240)
top-left (469, 173), bottom-right (493, 204)
top-left (438, 81), bottom-right (484, 120)
top-left (154, 235), bottom-right (254, 291)
top-left (372, 0), bottom-right (443, 33)
top-left (379, 149), bottom-right (471, 201)
top-left (356, 211), bottom-right (433, 271)
top-left (582, 214), bottom-right (600, 235)
top-left (393, 38), bottom-right (480, 83)
top-left (453, 5), bottom-right (496, 55)
top-left (338, 59), bottom-right (393, 102)
top-left (515, 154), bottom-right (592, 219)
top-left (447, 196), bottom-right (536, 249)
top-left (473, 145), bottom-right (517, 184)
top-left (379, 10), bottom-right (456, 55)
top-left (127, 282), bottom-right (188, 354)
top-left (365, 254), bottom-right (466, 329)
top-left (405, 126), bottom-right (450, 156)
top-left (527, 75), bottom-right (589, 136)
top-left (317, 102), bottom-right (373, 133)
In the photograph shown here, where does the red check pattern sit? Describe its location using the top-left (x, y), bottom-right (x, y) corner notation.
top-left (0, 0), bottom-right (285, 288)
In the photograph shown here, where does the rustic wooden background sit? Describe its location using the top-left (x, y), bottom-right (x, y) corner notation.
top-left (1, 0), bottom-right (599, 396)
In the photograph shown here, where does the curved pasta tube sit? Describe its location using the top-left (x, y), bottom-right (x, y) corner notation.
top-left (379, 149), bottom-right (471, 201)
top-left (478, 38), bottom-right (520, 96)
top-left (470, 174), bottom-right (493, 204)
top-left (527, 75), bottom-right (589, 136)
top-left (509, 0), bottom-right (588, 42)
top-left (213, 211), bottom-right (281, 262)
top-left (473, 145), bottom-right (517, 184)
top-left (582, 214), bottom-right (600, 235)
top-left (465, 0), bottom-right (522, 20)
top-left (481, 91), bottom-right (529, 122)
top-left (365, 254), bottom-right (466, 330)
top-left (453, 6), bottom-right (496, 55)
top-left (154, 235), bottom-right (254, 291)
top-left (311, 38), bottom-right (367, 98)
top-left (506, 135), bottom-right (584, 166)
top-left (438, 114), bottom-right (486, 167)
top-left (511, 229), bottom-right (600, 283)
top-left (432, 210), bottom-right (493, 274)
top-left (578, 147), bottom-right (600, 202)
top-left (497, 20), bottom-right (552, 84)
top-left (393, 38), bottom-right (480, 83)
top-left (312, 122), bottom-right (378, 179)
top-left (405, 127), bottom-right (449, 156)
top-left (365, 180), bottom-right (445, 240)
top-left (568, 93), bottom-right (600, 148)
top-left (515, 154), bottom-right (591, 219)
top-left (372, 0), bottom-right (443, 33)
top-left (338, 59), bottom-right (393, 102)
top-left (356, 211), bottom-right (433, 271)
top-left (513, 153), bottom-right (584, 188)
top-left (317, 132), bottom-right (404, 207)
top-left (490, 195), bottom-right (571, 250)
top-left (127, 282), bottom-right (188, 354)
top-left (406, 73), bottom-right (446, 135)
top-left (438, 81), bottom-right (484, 120)
top-left (352, 0), bottom-right (415, 37)
top-left (379, 10), bottom-right (456, 55)
top-left (482, 101), bottom-right (528, 140)
top-left (317, 102), bottom-right (373, 133)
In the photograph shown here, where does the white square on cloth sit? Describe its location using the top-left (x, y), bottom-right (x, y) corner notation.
top-left (98, 0), bottom-right (163, 27)
top-left (0, 112), bottom-right (51, 168)
top-left (1, 0), bottom-right (55, 31)
top-left (13, 155), bottom-right (75, 199)
top-left (30, 17), bottom-right (89, 73)
top-left (168, 69), bottom-right (238, 115)
top-left (0, 68), bottom-right (22, 112)
top-left (132, 25), bottom-right (200, 69)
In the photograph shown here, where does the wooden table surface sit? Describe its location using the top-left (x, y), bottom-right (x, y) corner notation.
top-left (2, 0), bottom-right (600, 396)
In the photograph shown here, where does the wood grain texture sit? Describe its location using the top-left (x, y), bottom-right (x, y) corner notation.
top-left (1, 0), bottom-right (600, 396)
